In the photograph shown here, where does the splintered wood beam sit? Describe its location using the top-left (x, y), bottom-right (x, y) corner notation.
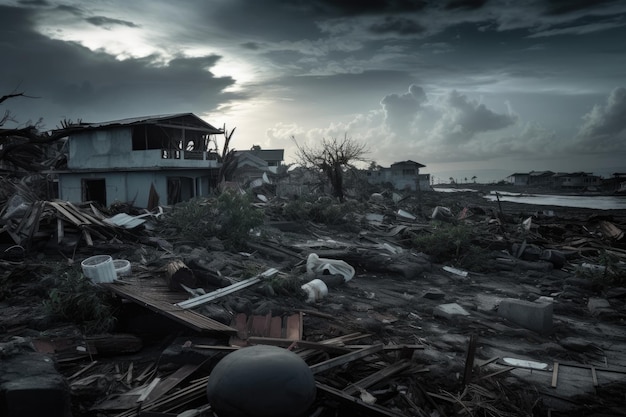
top-left (309, 344), bottom-right (383, 375)
top-left (165, 260), bottom-right (195, 291)
top-left (591, 365), bottom-right (598, 387)
top-left (247, 337), bottom-right (351, 355)
top-left (551, 362), bottom-right (559, 388)
top-left (462, 334), bottom-right (478, 387)
top-left (343, 359), bottom-right (413, 396)
top-left (143, 361), bottom-right (206, 404)
top-left (316, 382), bottom-right (407, 417)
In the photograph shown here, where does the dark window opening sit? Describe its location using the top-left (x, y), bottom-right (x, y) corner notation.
top-left (83, 179), bottom-right (106, 207)
top-left (167, 177), bottom-right (194, 205)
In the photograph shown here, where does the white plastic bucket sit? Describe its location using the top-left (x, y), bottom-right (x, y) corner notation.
top-left (81, 255), bottom-right (116, 283)
top-left (301, 279), bottom-right (329, 303)
top-left (113, 259), bottom-right (131, 277)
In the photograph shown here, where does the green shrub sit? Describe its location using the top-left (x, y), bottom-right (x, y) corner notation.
top-left (214, 191), bottom-right (265, 248)
top-left (411, 222), bottom-right (480, 264)
top-left (160, 192), bottom-right (264, 249)
top-left (576, 251), bottom-right (626, 287)
top-left (43, 269), bottom-right (117, 334)
top-left (282, 196), bottom-right (362, 225)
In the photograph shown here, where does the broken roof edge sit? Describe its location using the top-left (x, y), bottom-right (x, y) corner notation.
top-left (59, 113), bottom-right (224, 134)
top-left (43, 165), bottom-right (222, 175)
top-left (390, 160), bottom-right (426, 168)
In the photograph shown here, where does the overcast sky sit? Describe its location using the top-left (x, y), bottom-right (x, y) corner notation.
top-left (2, 0), bottom-right (625, 183)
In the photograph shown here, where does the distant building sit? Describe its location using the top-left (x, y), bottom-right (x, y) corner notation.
top-left (558, 172), bottom-right (601, 189)
top-left (233, 146), bottom-right (285, 187)
top-left (366, 160), bottom-right (431, 191)
top-left (507, 170), bottom-right (601, 189)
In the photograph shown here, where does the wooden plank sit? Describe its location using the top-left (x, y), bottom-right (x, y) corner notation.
top-left (285, 313), bottom-right (302, 340)
top-left (476, 366), bottom-right (515, 381)
top-left (116, 377), bottom-right (209, 417)
top-left (249, 314), bottom-right (271, 337)
top-left (462, 334), bottom-right (478, 386)
top-left (591, 365), bottom-right (598, 387)
top-left (104, 282), bottom-right (237, 334)
top-left (144, 362), bottom-right (204, 404)
top-left (310, 344), bottom-right (384, 375)
top-left (343, 344), bottom-right (424, 351)
top-left (551, 362), bottom-right (559, 388)
top-left (66, 202), bottom-right (108, 226)
top-left (269, 316), bottom-right (283, 338)
top-left (57, 218), bottom-right (64, 243)
top-left (316, 381), bottom-right (407, 417)
top-left (137, 377), bottom-right (161, 403)
top-left (83, 229), bottom-right (93, 246)
top-left (247, 337), bottom-right (352, 355)
top-left (48, 201), bottom-right (87, 226)
top-left (319, 333), bottom-right (371, 345)
top-left (343, 360), bottom-right (413, 396)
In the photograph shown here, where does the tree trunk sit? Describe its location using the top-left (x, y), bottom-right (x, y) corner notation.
top-left (165, 259), bottom-right (196, 291)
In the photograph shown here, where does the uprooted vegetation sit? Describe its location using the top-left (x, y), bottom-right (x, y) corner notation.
top-left (281, 196), bottom-right (362, 226)
top-left (42, 267), bottom-right (119, 334)
top-left (156, 191), bottom-right (264, 250)
top-left (409, 221), bottom-right (493, 272)
top-left (576, 250), bottom-right (626, 288)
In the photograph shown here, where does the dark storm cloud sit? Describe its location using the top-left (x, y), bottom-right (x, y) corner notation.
top-left (208, 1), bottom-right (323, 41)
top-left (0, 5), bottom-right (241, 127)
top-left (445, 0), bottom-right (489, 11)
top-left (306, 0), bottom-right (428, 15)
top-left (54, 4), bottom-right (83, 15)
top-left (241, 42), bottom-right (261, 50)
top-left (18, 0), bottom-right (49, 6)
top-left (542, 0), bottom-right (621, 16)
top-left (86, 16), bottom-right (139, 29)
top-left (369, 16), bottom-right (425, 35)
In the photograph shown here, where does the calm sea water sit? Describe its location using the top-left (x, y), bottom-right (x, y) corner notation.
top-left (434, 188), bottom-right (626, 210)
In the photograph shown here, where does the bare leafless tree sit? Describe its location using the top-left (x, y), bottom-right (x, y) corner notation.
top-left (0, 91), bottom-right (82, 172)
top-left (292, 134), bottom-right (368, 201)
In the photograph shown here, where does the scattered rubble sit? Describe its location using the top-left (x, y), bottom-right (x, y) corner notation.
top-left (1, 178), bottom-right (626, 416)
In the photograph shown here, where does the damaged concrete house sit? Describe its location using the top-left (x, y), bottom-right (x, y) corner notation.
top-left (48, 114), bottom-right (227, 209)
top-left (233, 146), bottom-right (285, 188)
top-left (366, 160), bottom-right (431, 191)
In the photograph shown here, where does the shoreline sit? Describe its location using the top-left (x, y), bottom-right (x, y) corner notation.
top-left (432, 183), bottom-right (626, 197)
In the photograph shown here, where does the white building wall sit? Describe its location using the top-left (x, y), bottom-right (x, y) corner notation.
top-left (58, 169), bottom-right (217, 208)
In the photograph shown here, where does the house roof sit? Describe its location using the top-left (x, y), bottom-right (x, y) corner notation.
top-left (69, 113), bottom-right (223, 134)
top-left (234, 151), bottom-right (268, 169)
top-left (529, 170), bottom-right (555, 177)
top-left (390, 160), bottom-right (426, 168)
top-left (248, 148), bottom-right (284, 161)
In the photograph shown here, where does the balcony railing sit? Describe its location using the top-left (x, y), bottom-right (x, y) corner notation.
top-left (161, 150), bottom-right (219, 161)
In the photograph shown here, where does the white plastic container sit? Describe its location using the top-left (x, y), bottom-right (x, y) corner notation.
top-left (301, 279), bottom-right (329, 303)
top-left (113, 259), bottom-right (131, 277)
top-left (81, 255), bottom-right (116, 283)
